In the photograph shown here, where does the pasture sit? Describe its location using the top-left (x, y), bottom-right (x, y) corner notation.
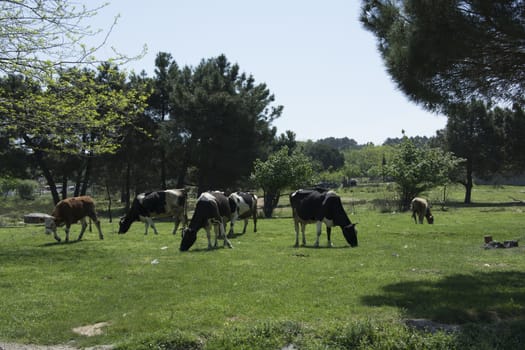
top-left (0, 184), bottom-right (524, 349)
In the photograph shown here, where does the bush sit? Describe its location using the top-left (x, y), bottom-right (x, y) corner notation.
top-left (16, 179), bottom-right (38, 200)
top-left (0, 177), bottom-right (18, 197)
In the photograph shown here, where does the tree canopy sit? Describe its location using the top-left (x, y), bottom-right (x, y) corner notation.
top-left (251, 146), bottom-right (315, 217)
top-left (361, 0), bottom-right (525, 110)
top-left (166, 54), bottom-right (282, 192)
top-left (386, 136), bottom-right (463, 209)
top-left (0, 65), bottom-right (149, 203)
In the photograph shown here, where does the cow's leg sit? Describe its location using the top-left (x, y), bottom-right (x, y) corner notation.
top-left (94, 219), bottom-right (103, 240)
top-left (213, 224), bottom-right (220, 248)
top-left (205, 226), bottom-right (213, 249)
top-left (418, 212), bottom-right (424, 224)
top-left (220, 221), bottom-right (233, 248)
top-left (172, 219), bottom-right (179, 235)
top-left (88, 214), bottom-right (103, 240)
top-left (412, 211), bottom-right (417, 224)
top-left (95, 220), bottom-right (104, 240)
top-left (77, 218), bottom-right (88, 241)
top-left (242, 218), bottom-right (248, 234)
top-left (65, 223), bottom-right (72, 243)
top-left (53, 230), bottom-right (61, 243)
top-left (228, 211), bottom-right (239, 237)
top-left (151, 221), bottom-right (159, 234)
top-left (253, 211), bottom-right (257, 233)
top-left (293, 219), bottom-right (300, 247)
top-left (326, 226), bottom-right (333, 247)
top-left (301, 222), bottom-right (307, 246)
top-left (314, 221), bottom-right (322, 248)
top-left (145, 217), bottom-right (159, 234)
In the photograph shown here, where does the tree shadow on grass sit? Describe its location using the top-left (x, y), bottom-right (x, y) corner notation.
top-left (361, 271), bottom-right (525, 325)
top-left (445, 201), bottom-right (525, 209)
top-left (39, 239), bottom-right (83, 247)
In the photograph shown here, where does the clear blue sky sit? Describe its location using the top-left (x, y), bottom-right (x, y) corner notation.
top-left (86, 0), bottom-right (446, 145)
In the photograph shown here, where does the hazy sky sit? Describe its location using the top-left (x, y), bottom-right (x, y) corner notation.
top-left (85, 0), bottom-right (447, 144)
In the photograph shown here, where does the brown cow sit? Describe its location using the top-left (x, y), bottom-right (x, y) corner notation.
top-left (44, 196), bottom-right (104, 242)
top-left (411, 197), bottom-right (434, 224)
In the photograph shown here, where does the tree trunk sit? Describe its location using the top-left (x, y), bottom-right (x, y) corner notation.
top-left (176, 146), bottom-right (193, 189)
top-left (123, 161), bottom-right (131, 211)
top-left (105, 180), bottom-right (113, 223)
top-left (61, 176), bottom-right (68, 199)
top-left (464, 158), bottom-right (473, 204)
top-left (74, 168), bottom-right (82, 197)
top-left (263, 190), bottom-right (280, 218)
top-left (34, 150), bottom-right (60, 204)
top-left (160, 148), bottom-right (167, 190)
top-left (80, 156), bottom-right (92, 195)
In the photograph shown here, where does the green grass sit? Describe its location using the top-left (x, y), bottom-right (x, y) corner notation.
top-left (1, 185), bottom-right (525, 349)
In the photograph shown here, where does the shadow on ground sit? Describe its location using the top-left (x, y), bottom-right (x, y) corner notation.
top-left (362, 271), bottom-right (525, 324)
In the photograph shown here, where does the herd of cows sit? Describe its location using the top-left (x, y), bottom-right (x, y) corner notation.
top-left (40, 188), bottom-right (433, 250)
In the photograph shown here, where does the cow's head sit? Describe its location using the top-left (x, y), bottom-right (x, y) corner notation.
top-left (44, 215), bottom-right (57, 235)
top-left (118, 216), bottom-right (132, 234)
top-left (180, 227), bottom-right (197, 251)
top-left (342, 223), bottom-right (358, 247)
top-left (426, 208), bottom-right (434, 224)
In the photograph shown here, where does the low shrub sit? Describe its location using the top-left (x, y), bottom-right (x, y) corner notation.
top-left (16, 179), bottom-right (38, 200)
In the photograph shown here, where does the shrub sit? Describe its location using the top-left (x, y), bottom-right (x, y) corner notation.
top-left (16, 179), bottom-right (38, 200)
top-left (0, 177), bottom-right (18, 197)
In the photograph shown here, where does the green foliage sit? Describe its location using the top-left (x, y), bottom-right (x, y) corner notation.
top-left (16, 179), bottom-right (38, 200)
top-left (496, 104), bottom-right (525, 172)
top-left (343, 144), bottom-right (394, 179)
top-left (0, 177), bottom-right (38, 200)
top-left (166, 54), bottom-right (281, 191)
top-left (251, 146), bottom-right (315, 217)
top-left (0, 0), bottom-right (143, 79)
top-left (301, 140), bottom-right (345, 171)
top-left (0, 66), bottom-right (149, 156)
top-left (361, 0), bottom-right (525, 108)
top-left (316, 136), bottom-right (360, 150)
top-left (446, 100), bottom-right (502, 176)
top-left (444, 99), bottom-right (504, 203)
top-left (386, 137), bottom-right (463, 209)
top-left (0, 176), bottom-right (18, 197)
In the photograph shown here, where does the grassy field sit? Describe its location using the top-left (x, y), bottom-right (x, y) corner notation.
top-left (0, 185), bottom-right (524, 349)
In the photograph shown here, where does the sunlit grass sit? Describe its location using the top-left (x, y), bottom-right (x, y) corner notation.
top-left (0, 185), bottom-right (524, 349)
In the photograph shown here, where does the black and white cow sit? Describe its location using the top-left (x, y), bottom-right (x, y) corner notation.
top-left (228, 191), bottom-right (258, 235)
top-left (180, 191), bottom-right (234, 251)
top-left (118, 189), bottom-right (187, 235)
top-left (289, 188), bottom-right (358, 248)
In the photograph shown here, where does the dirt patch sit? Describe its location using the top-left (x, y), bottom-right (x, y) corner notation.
top-left (72, 322), bottom-right (110, 337)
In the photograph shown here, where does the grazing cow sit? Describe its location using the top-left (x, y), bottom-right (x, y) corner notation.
top-left (118, 189), bottom-right (187, 235)
top-left (290, 188), bottom-right (358, 248)
top-left (44, 196), bottom-right (104, 243)
top-left (228, 191), bottom-right (258, 235)
top-left (180, 191), bottom-right (234, 251)
top-left (411, 197), bottom-right (434, 224)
